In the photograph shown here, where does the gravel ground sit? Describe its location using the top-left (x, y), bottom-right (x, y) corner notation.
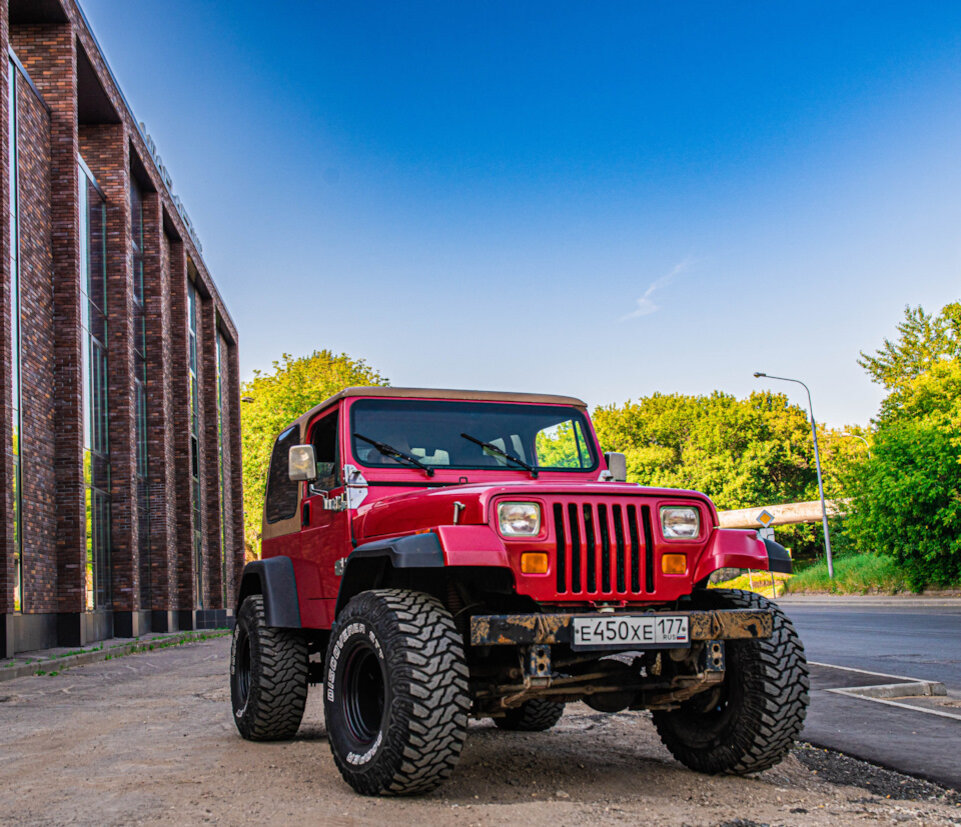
top-left (1, 636), bottom-right (960, 826)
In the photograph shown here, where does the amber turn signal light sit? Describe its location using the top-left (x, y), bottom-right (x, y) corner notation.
top-left (661, 553), bottom-right (687, 574)
top-left (520, 552), bottom-right (549, 574)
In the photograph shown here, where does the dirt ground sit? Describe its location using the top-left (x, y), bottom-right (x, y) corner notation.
top-left (1, 636), bottom-right (959, 827)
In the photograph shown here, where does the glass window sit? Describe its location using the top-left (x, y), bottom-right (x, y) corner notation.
top-left (216, 333), bottom-right (228, 606)
top-left (8, 60), bottom-right (22, 612)
top-left (131, 178), bottom-right (151, 606)
top-left (187, 282), bottom-right (203, 606)
top-left (79, 163), bottom-right (111, 611)
top-left (309, 411), bottom-right (340, 491)
top-left (265, 426), bottom-right (301, 522)
top-left (349, 399), bottom-right (598, 472)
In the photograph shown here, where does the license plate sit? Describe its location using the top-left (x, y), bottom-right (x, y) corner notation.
top-left (571, 615), bottom-right (689, 650)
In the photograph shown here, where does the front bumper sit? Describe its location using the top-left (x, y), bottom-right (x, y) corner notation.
top-left (470, 609), bottom-right (772, 647)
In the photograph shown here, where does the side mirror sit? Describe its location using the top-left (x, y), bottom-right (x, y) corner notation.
top-left (604, 451), bottom-right (627, 483)
top-left (288, 444), bottom-right (318, 481)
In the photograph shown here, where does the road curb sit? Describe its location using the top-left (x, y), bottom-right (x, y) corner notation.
top-left (0, 630), bottom-right (231, 683)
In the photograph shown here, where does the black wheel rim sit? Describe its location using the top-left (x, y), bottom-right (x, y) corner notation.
top-left (235, 627), bottom-right (251, 708)
top-left (342, 643), bottom-right (386, 745)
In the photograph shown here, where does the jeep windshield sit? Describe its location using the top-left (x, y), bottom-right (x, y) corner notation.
top-left (349, 398), bottom-right (597, 472)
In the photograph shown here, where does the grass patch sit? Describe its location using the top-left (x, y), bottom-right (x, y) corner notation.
top-left (710, 571), bottom-right (790, 599)
top-left (784, 553), bottom-right (909, 595)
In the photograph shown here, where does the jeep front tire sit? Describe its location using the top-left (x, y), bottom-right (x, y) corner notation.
top-left (652, 588), bottom-right (809, 775)
top-left (230, 594), bottom-right (308, 740)
top-left (324, 589), bottom-right (470, 796)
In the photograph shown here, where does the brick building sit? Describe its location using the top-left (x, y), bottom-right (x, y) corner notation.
top-left (0, 0), bottom-right (244, 657)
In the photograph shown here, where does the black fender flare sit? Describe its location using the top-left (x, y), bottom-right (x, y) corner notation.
top-left (763, 538), bottom-right (793, 574)
top-left (237, 557), bottom-right (302, 628)
top-left (335, 533), bottom-right (445, 615)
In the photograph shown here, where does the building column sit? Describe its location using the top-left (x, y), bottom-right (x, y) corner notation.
top-left (0, 0), bottom-right (13, 656)
top-left (168, 242), bottom-right (193, 629)
top-left (78, 122), bottom-right (142, 636)
top-left (227, 339), bottom-right (244, 602)
top-left (140, 191), bottom-right (171, 628)
top-left (11, 23), bottom-right (88, 637)
top-left (200, 296), bottom-right (222, 611)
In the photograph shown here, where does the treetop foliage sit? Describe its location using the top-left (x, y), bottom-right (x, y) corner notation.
top-left (845, 300), bottom-right (961, 589)
top-left (591, 390), bottom-right (821, 511)
top-left (857, 301), bottom-right (961, 392)
top-left (240, 351), bottom-right (388, 555)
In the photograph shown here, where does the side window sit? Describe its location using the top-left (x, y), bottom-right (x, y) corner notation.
top-left (265, 426), bottom-right (300, 523)
top-left (309, 411), bottom-right (340, 491)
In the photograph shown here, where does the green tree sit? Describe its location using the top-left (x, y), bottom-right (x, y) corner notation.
top-left (857, 302), bottom-right (960, 392)
top-left (592, 390), bottom-right (844, 558)
top-left (846, 302), bottom-right (961, 589)
top-left (592, 391), bottom-right (818, 508)
top-left (240, 351), bottom-right (388, 556)
top-left (845, 412), bottom-right (961, 590)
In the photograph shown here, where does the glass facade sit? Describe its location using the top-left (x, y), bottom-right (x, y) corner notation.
top-left (131, 179), bottom-right (151, 606)
top-left (216, 333), bottom-right (228, 607)
top-left (8, 61), bottom-right (22, 612)
top-left (79, 164), bottom-right (112, 611)
top-left (188, 283), bottom-right (203, 607)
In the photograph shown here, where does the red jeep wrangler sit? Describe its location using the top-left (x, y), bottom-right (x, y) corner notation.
top-left (230, 387), bottom-right (808, 796)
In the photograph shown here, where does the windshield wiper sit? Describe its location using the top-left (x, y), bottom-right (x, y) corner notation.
top-left (353, 433), bottom-right (434, 477)
top-left (460, 433), bottom-right (539, 478)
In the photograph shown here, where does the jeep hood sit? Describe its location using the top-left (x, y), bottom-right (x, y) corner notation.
top-left (352, 480), bottom-right (718, 542)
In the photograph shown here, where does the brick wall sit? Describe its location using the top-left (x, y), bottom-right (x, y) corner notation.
top-left (1, 0), bottom-right (244, 652)
top-left (16, 72), bottom-right (56, 614)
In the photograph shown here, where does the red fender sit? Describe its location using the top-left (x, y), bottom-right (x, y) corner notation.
top-left (693, 528), bottom-right (769, 583)
top-left (432, 524), bottom-right (510, 567)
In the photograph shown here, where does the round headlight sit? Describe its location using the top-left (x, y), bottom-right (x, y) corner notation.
top-left (497, 502), bottom-right (541, 536)
top-left (660, 506), bottom-right (700, 539)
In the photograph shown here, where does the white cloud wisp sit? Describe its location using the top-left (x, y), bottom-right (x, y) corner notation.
top-left (620, 258), bottom-right (695, 321)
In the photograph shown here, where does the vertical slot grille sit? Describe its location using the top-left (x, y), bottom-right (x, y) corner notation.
top-left (582, 504), bottom-right (596, 592)
top-left (598, 504), bottom-right (611, 593)
top-left (554, 503), bottom-right (566, 593)
top-left (627, 505), bottom-right (641, 592)
top-left (568, 503), bottom-right (581, 592)
top-left (612, 505), bottom-right (626, 593)
top-left (550, 499), bottom-right (651, 597)
top-left (641, 504), bottom-right (655, 592)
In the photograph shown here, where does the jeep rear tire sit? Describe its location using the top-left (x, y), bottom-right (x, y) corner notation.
top-left (652, 588), bottom-right (809, 775)
top-left (230, 594), bottom-right (308, 741)
top-left (494, 699), bottom-right (565, 732)
top-left (324, 589), bottom-right (470, 796)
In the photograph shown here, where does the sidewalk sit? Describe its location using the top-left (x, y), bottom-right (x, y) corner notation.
top-left (0, 628), bottom-right (231, 683)
top-left (779, 593), bottom-right (961, 608)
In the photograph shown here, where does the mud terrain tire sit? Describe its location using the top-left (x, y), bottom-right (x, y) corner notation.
top-left (230, 594), bottom-right (308, 741)
top-left (494, 699), bottom-right (565, 732)
top-left (325, 589), bottom-right (470, 796)
top-left (652, 588), bottom-right (809, 775)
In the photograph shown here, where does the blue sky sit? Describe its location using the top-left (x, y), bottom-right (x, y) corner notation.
top-left (82, 1), bottom-right (961, 426)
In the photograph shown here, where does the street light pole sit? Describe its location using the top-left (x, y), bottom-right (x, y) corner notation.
top-left (754, 372), bottom-right (834, 578)
top-left (841, 432), bottom-right (871, 458)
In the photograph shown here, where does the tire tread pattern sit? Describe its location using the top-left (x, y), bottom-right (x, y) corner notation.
top-left (231, 595), bottom-right (308, 741)
top-left (494, 699), bottom-right (565, 732)
top-left (652, 588), bottom-right (809, 776)
top-left (327, 589), bottom-right (470, 796)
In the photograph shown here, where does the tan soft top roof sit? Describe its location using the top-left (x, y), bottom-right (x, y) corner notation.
top-left (287, 386), bottom-right (588, 438)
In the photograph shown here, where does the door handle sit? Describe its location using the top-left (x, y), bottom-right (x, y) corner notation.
top-left (302, 500), bottom-right (311, 528)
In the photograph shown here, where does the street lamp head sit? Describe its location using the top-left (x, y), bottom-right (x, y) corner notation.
top-left (753, 372), bottom-right (766, 378)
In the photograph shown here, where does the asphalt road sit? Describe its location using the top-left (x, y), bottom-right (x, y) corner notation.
top-left (779, 597), bottom-right (961, 790)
